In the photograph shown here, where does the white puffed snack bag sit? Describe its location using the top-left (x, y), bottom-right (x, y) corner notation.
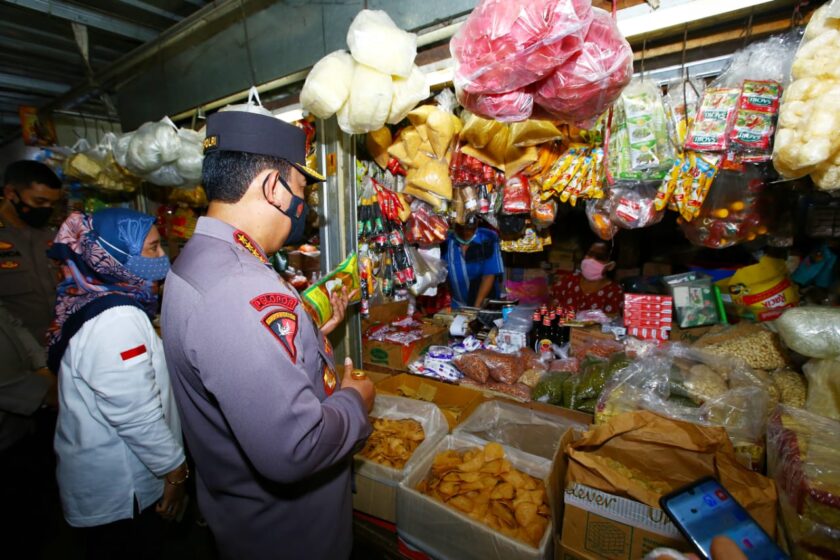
top-left (346, 10), bottom-right (417, 78)
top-left (126, 118), bottom-right (181, 174)
top-left (387, 65), bottom-right (430, 125)
top-left (300, 50), bottom-right (355, 119)
top-left (338, 63), bottom-right (393, 135)
top-left (113, 132), bottom-right (134, 169)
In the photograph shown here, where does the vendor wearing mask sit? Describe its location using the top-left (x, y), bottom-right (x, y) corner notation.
top-left (551, 242), bottom-right (624, 315)
top-left (0, 160), bottom-right (63, 342)
top-left (444, 215), bottom-right (504, 308)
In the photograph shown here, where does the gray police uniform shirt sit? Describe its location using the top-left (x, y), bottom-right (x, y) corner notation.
top-left (161, 217), bottom-right (371, 560)
top-left (0, 220), bottom-right (58, 343)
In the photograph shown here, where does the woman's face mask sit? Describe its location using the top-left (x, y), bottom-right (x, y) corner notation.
top-left (124, 254), bottom-right (170, 281)
top-left (581, 257), bottom-right (608, 281)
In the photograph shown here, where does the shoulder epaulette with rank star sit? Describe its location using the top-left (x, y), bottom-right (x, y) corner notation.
top-left (233, 229), bottom-right (268, 264)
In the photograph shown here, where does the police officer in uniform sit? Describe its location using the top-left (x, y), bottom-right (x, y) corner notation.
top-left (0, 160), bottom-right (62, 342)
top-left (161, 111), bottom-right (374, 560)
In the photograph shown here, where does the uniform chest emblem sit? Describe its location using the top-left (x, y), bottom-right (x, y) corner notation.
top-left (0, 241), bottom-right (13, 250)
top-left (0, 260), bottom-right (19, 270)
top-left (262, 310), bottom-right (298, 363)
top-left (323, 364), bottom-right (337, 396)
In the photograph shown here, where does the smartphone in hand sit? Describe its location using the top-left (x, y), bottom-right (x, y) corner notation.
top-left (659, 477), bottom-right (788, 560)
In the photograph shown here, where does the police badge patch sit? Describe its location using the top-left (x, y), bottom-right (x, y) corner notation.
top-left (262, 310), bottom-right (298, 363)
top-left (322, 364), bottom-right (337, 396)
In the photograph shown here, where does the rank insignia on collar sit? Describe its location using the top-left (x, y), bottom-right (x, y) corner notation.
top-left (323, 364), bottom-right (337, 397)
top-left (250, 292), bottom-right (298, 312)
top-left (0, 260), bottom-right (19, 270)
top-left (233, 230), bottom-right (268, 264)
top-left (262, 310), bottom-right (298, 363)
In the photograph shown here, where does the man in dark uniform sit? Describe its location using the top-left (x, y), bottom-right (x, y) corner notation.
top-left (0, 160), bottom-right (62, 342)
top-left (161, 111), bottom-right (374, 560)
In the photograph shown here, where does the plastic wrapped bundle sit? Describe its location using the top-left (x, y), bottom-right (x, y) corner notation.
top-left (337, 63), bottom-right (393, 135)
top-left (767, 406), bottom-right (840, 558)
top-left (113, 132), bottom-right (133, 170)
top-left (450, 0), bottom-right (593, 95)
top-left (535, 8), bottom-right (633, 126)
top-left (347, 9), bottom-right (416, 78)
top-left (175, 129), bottom-right (204, 184)
top-left (457, 87), bottom-right (535, 123)
top-left (776, 307), bottom-right (840, 359)
top-left (300, 50), bottom-right (355, 119)
top-left (126, 118), bottom-right (181, 174)
top-left (388, 65), bottom-right (430, 125)
top-left (144, 163), bottom-right (185, 187)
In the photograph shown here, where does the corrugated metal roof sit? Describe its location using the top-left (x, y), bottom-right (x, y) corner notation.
top-left (0, 0), bottom-right (208, 143)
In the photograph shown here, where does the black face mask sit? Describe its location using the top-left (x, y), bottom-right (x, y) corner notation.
top-left (12, 190), bottom-right (53, 228)
top-left (264, 173), bottom-right (308, 246)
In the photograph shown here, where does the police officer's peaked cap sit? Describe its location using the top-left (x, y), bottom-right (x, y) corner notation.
top-left (203, 111), bottom-right (325, 184)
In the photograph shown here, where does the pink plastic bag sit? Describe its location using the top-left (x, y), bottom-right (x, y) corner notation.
top-left (451, 0), bottom-right (593, 95)
top-left (457, 88), bottom-right (535, 123)
top-left (535, 8), bottom-right (633, 126)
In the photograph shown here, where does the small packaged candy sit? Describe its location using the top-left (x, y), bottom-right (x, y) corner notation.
top-left (684, 87), bottom-right (740, 152)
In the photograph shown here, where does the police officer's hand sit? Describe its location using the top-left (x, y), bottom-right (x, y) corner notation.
top-left (340, 357), bottom-right (375, 413)
top-left (320, 286), bottom-right (360, 336)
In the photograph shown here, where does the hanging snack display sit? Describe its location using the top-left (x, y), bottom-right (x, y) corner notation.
top-left (655, 151), bottom-right (723, 220)
top-left (679, 166), bottom-right (768, 249)
top-left (774, 3), bottom-right (840, 189)
top-left (451, 0), bottom-right (633, 126)
top-left (300, 10), bottom-right (429, 133)
top-left (539, 144), bottom-right (606, 206)
top-left (663, 78), bottom-right (705, 148)
top-left (609, 79), bottom-right (675, 182)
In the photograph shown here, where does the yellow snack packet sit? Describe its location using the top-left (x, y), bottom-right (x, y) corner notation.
top-left (302, 252), bottom-right (360, 327)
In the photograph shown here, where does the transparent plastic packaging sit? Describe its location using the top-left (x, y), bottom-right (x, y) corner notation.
top-left (347, 9), bottom-right (417, 78)
top-left (455, 400), bottom-right (587, 461)
top-left (775, 306), bottom-right (840, 359)
top-left (457, 88), bottom-right (535, 123)
top-left (451, 0), bottom-right (592, 96)
top-left (608, 183), bottom-right (664, 230)
top-left (535, 8), bottom-right (633, 127)
top-left (356, 395), bottom-right (448, 485)
top-left (767, 405), bottom-right (840, 559)
top-left (802, 359), bottom-right (840, 421)
top-left (126, 118), bottom-right (181, 174)
top-left (300, 50), bottom-right (355, 119)
top-left (595, 344), bottom-right (773, 470)
top-left (388, 65), bottom-right (430, 125)
top-left (338, 63), bottom-right (393, 135)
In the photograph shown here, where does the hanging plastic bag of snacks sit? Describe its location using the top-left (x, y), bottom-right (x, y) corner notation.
top-left (609, 183), bottom-right (664, 229)
top-left (586, 196), bottom-right (618, 240)
top-left (501, 174), bottom-right (531, 214)
top-left (679, 165), bottom-right (769, 249)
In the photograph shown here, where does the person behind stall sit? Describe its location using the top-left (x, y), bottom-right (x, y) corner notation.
top-left (0, 160), bottom-right (63, 342)
top-left (444, 215), bottom-right (504, 308)
top-left (551, 241), bottom-right (624, 315)
top-left (47, 208), bottom-right (186, 560)
top-left (0, 301), bottom-right (57, 555)
top-left (161, 110), bottom-right (374, 560)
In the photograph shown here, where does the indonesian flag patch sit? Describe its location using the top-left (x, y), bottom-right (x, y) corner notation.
top-left (120, 344), bottom-right (148, 366)
top-left (262, 310), bottom-right (298, 363)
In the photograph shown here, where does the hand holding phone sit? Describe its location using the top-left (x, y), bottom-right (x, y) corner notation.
top-left (659, 477), bottom-right (788, 560)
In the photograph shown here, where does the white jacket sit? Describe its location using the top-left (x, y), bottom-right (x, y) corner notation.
top-left (55, 305), bottom-right (184, 527)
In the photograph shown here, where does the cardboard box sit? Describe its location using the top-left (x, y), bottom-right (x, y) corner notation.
top-left (376, 373), bottom-right (485, 431)
top-left (560, 483), bottom-right (687, 560)
top-left (352, 395), bottom-right (448, 524)
top-left (362, 324), bottom-right (449, 371)
top-left (364, 300), bottom-right (409, 329)
top-left (397, 433), bottom-right (557, 560)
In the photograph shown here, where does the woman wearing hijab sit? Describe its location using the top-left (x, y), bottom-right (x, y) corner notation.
top-left (47, 208), bottom-right (186, 559)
